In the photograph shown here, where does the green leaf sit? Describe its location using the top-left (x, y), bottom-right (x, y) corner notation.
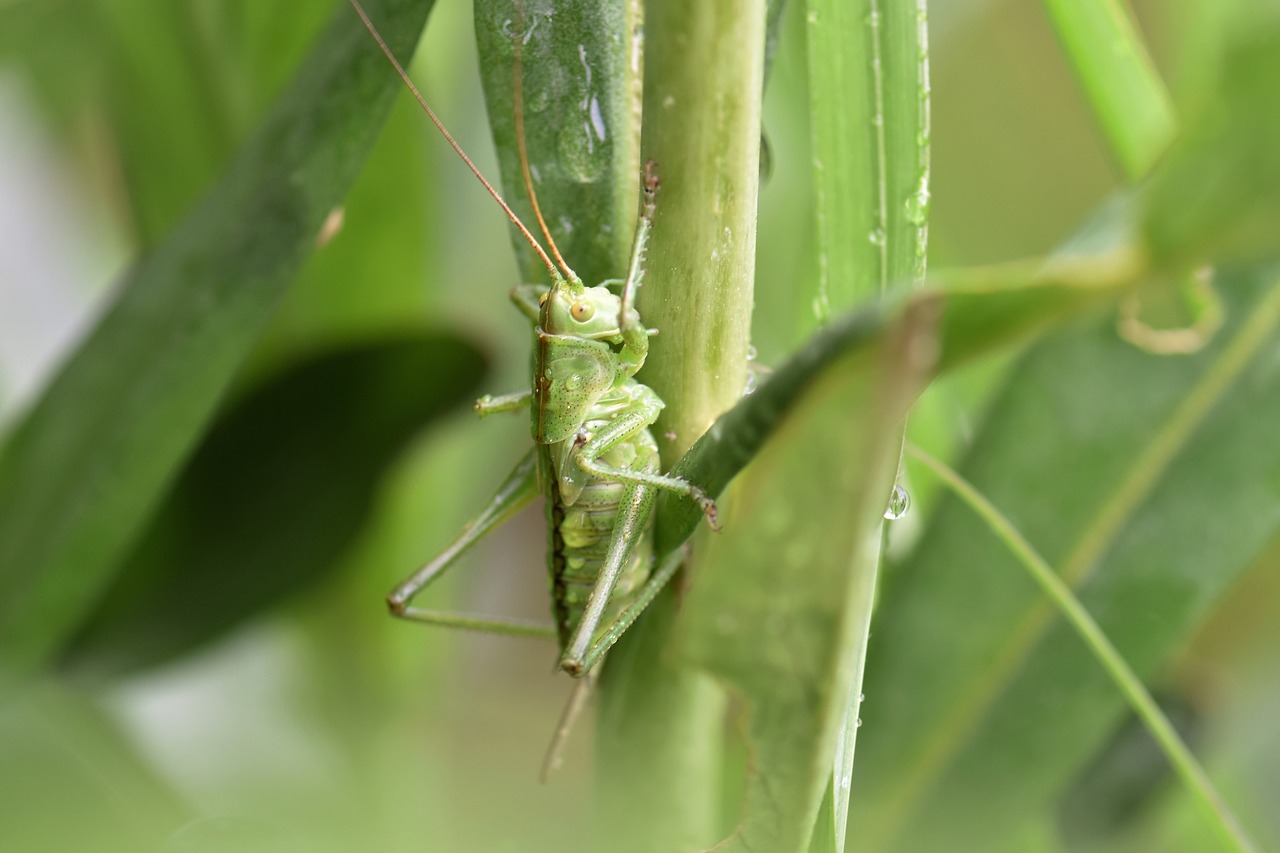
top-left (680, 300), bottom-right (938, 853)
top-left (848, 265), bottom-right (1280, 851)
top-left (0, 0), bottom-right (438, 673)
top-left (59, 332), bottom-right (486, 677)
top-left (89, 1), bottom-right (336, 248)
top-left (1143, 23), bottom-right (1280, 269)
top-left (473, 0), bottom-right (643, 287)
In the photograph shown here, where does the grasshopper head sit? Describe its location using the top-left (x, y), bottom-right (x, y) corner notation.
top-left (540, 278), bottom-right (629, 341)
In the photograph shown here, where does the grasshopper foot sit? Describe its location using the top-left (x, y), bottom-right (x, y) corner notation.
top-left (690, 485), bottom-right (720, 531)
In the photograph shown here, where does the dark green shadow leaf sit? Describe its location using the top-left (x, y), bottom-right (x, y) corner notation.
top-left (0, 0), bottom-right (438, 672)
top-left (59, 332), bottom-right (485, 677)
top-left (849, 264), bottom-right (1280, 851)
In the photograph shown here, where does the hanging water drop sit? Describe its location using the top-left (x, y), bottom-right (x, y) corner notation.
top-left (884, 484), bottom-right (910, 520)
top-left (743, 371), bottom-right (758, 396)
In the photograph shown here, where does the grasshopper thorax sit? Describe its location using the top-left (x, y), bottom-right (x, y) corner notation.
top-left (532, 277), bottom-right (638, 443)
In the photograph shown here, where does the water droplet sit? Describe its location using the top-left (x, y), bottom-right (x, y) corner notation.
top-left (588, 96), bottom-right (607, 141)
top-left (868, 228), bottom-right (886, 247)
top-left (906, 176), bottom-right (936, 224)
top-left (855, 717), bottom-right (863, 728)
top-left (743, 371), bottom-right (758, 396)
top-left (880, 484), bottom-right (911, 517)
top-left (745, 344), bottom-right (758, 362)
top-left (884, 484), bottom-right (910, 520)
top-left (840, 774), bottom-right (852, 790)
top-left (858, 692), bottom-right (865, 702)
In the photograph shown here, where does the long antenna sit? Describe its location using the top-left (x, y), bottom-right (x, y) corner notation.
top-left (347, 0), bottom-right (559, 278)
top-left (511, 7), bottom-right (577, 281)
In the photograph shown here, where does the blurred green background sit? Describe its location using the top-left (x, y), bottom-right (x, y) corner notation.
top-left (0, 0), bottom-right (1277, 851)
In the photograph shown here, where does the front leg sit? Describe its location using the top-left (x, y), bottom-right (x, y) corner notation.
top-left (475, 390), bottom-right (531, 416)
top-left (510, 283), bottom-right (547, 323)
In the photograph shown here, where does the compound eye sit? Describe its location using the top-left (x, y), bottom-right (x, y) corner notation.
top-left (570, 301), bottom-right (595, 322)
top-left (538, 291), bottom-right (549, 306)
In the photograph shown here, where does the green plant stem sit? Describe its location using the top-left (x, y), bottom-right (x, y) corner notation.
top-left (906, 442), bottom-right (1258, 853)
top-left (1040, 0), bottom-right (1176, 181)
top-left (595, 1), bottom-right (763, 850)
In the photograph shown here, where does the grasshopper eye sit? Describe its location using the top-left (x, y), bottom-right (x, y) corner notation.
top-left (570, 302), bottom-right (595, 322)
top-left (539, 292), bottom-right (549, 306)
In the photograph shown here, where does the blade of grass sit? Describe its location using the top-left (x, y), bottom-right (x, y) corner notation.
top-left (804, 4), bottom-right (929, 843)
top-left (1040, 0), bottom-right (1176, 181)
top-left (907, 442), bottom-right (1259, 853)
top-left (805, 0), bottom-right (930, 321)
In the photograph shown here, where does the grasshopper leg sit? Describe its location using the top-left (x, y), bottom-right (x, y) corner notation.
top-left (509, 283), bottom-right (547, 323)
top-left (574, 545), bottom-right (689, 676)
top-left (570, 391), bottom-right (719, 528)
top-left (559, 481), bottom-right (656, 676)
top-left (540, 671), bottom-right (596, 782)
top-left (388, 449), bottom-right (556, 640)
top-left (475, 390), bottom-right (532, 415)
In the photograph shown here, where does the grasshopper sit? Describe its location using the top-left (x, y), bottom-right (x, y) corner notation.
top-left (347, 1), bottom-right (718, 687)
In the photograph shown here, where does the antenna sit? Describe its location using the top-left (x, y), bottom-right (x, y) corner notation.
top-left (511, 7), bottom-right (578, 281)
top-left (347, 0), bottom-right (560, 279)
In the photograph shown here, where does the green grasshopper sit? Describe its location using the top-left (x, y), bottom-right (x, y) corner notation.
top-left (348, 1), bottom-right (718, 684)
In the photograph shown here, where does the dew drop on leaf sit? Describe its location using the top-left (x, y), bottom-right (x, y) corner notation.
top-left (884, 484), bottom-right (910, 520)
